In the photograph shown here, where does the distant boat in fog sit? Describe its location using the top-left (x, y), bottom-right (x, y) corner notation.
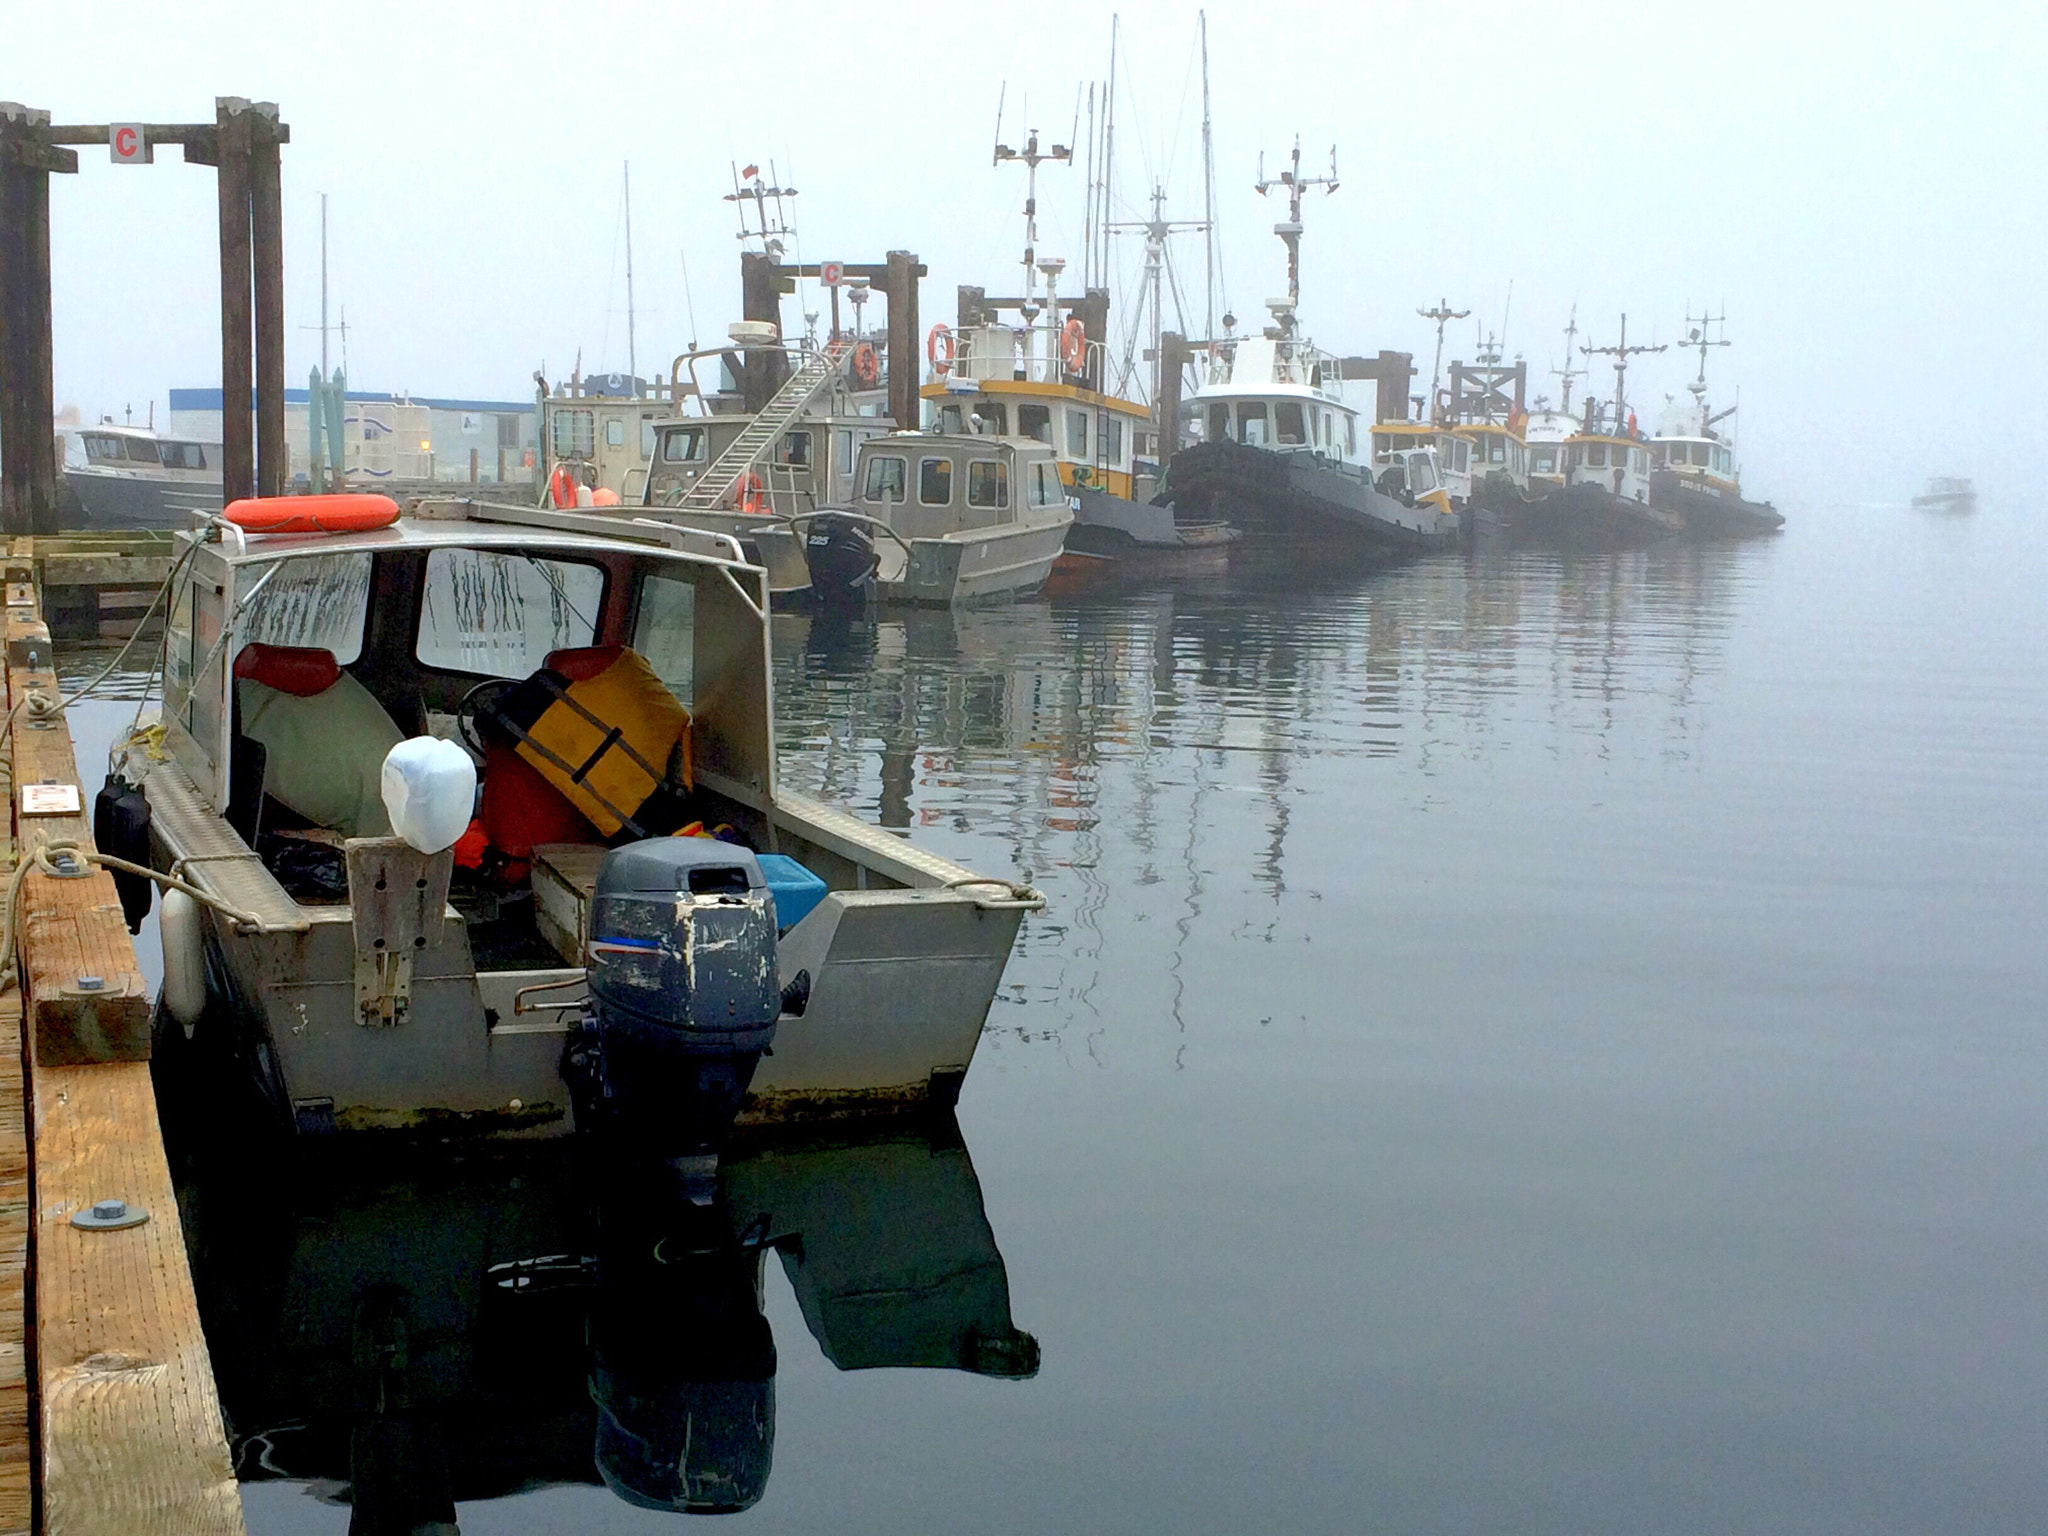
top-left (1911, 476), bottom-right (1976, 513)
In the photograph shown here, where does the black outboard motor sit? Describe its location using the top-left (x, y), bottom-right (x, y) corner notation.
top-left (576, 840), bottom-right (783, 1178)
top-left (802, 511), bottom-right (879, 607)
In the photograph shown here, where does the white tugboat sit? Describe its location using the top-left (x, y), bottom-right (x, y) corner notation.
top-left (1648, 313), bottom-right (1784, 536)
top-left (1161, 140), bottom-right (1458, 556)
top-left (1520, 314), bottom-right (1682, 544)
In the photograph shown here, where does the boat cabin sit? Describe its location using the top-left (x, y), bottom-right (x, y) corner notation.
top-left (1565, 433), bottom-right (1654, 502)
top-left (923, 324), bottom-right (1151, 502)
top-left (1651, 434), bottom-right (1738, 493)
top-left (1366, 423), bottom-right (1452, 505)
top-left (854, 434), bottom-right (1068, 538)
top-left (643, 415), bottom-right (889, 513)
top-left (1184, 335), bottom-right (1368, 466)
top-left (1449, 422), bottom-right (1529, 491)
top-left (71, 425), bottom-right (216, 474)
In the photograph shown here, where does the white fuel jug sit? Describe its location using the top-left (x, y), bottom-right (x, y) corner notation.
top-left (380, 736), bottom-right (477, 854)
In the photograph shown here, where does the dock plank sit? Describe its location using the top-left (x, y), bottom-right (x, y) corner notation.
top-left (0, 982), bottom-right (31, 1536)
top-left (4, 607), bottom-right (152, 1064)
top-left (31, 1059), bottom-right (244, 1535)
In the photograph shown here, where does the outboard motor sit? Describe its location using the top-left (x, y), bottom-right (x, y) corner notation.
top-left (802, 511), bottom-right (879, 607)
top-left (575, 840), bottom-right (785, 1180)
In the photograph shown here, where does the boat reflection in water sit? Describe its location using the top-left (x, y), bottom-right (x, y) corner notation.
top-left (183, 1120), bottom-right (1036, 1524)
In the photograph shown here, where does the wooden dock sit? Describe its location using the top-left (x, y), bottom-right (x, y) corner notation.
top-left (9, 536), bottom-right (176, 645)
top-left (0, 556), bottom-right (244, 1533)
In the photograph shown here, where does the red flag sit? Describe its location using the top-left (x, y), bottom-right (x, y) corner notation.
top-left (741, 164), bottom-right (759, 180)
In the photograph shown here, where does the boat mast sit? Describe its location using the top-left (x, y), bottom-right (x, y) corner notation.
top-left (623, 161), bottom-right (637, 393)
top-left (1101, 17), bottom-right (1118, 292)
top-left (1549, 304), bottom-right (1582, 414)
top-left (319, 192), bottom-right (329, 376)
top-left (1581, 313), bottom-right (1665, 435)
top-left (1684, 305), bottom-right (1730, 433)
top-left (1418, 298), bottom-right (1470, 419)
top-left (1254, 138), bottom-right (1337, 334)
top-left (993, 118), bottom-right (1073, 354)
top-left (1200, 9), bottom-right (1217, 341)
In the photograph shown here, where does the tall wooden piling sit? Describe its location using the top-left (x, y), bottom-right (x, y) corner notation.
top-left (886, 249), bottom-right (920, 430)
top-left (214, 102), bottom-right (256, 506)
top-left (0, 106), bottom-right (76, 538)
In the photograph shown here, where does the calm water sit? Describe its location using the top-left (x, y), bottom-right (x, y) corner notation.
top-left (65, 500), bottom-right (2048, 1533)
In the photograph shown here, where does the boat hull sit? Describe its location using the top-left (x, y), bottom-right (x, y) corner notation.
top-left (143, 760), bottom-right (1032, 1138)
top-left (876, 514), bottom-right (1072, 605)
top-left (1648, 470), bottom-right (1786, 536)
top-left (1519, 481), bottom-right (1683, 545)
top-left (65, 465), bottom-right (223, 529)
top-left (1162, 439), bottom-right (1459, 554)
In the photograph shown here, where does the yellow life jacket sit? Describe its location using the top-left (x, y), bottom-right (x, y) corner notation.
top-left (491, 646), bottom-right (690, 838)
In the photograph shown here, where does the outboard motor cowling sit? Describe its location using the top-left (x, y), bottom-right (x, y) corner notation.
top-left (578, 840), bottom-right (782, 1165)
top-left (802, 511), bottom-right (879, 607)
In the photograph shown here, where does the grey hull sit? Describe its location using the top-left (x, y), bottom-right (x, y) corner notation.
top-left (1162, 439), bottom-right (1459, 554)
top-left (65, 466), bottom-right (222, 529)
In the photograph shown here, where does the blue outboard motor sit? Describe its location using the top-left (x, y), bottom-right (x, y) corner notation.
top-left (576, 840), bottom-right (790, 1174)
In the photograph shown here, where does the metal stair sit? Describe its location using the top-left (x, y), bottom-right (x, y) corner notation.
top-left (675, 339), bottom-right (851, 511)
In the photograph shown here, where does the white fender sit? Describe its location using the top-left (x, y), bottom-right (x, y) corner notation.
top-left (160, 888), bottom-right (207, 1034)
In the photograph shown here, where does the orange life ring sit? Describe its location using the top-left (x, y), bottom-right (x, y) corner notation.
top-left (732, 471), bottom-right (767, 515)
top-left (926, 322), bottom-right (955, 376)
top-left (1061, 317), bottom-right (1087, 373)
top-left (852, 340), bottom-right (880, 386)
top-left (548, 462), bottom-right (578, 509)
top-left (223, 494), bottom-right (401, 534)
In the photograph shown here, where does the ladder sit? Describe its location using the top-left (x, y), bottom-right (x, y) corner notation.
top-left (674, 339), bottom-right (851, 511)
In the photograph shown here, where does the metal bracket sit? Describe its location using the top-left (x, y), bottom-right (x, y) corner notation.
top-left (355, 949), bottom-right (415, 1027)
top-left (346, 838), bottom-right (454, 1025)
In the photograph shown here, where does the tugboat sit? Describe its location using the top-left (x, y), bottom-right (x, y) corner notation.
top-left (1520, 314), bottom-right (1681, 544)
top-left (1911, 476), bottom-right (1976, 513)
top-left (1160, 140), bottom-right (1459, 556)
top-left (63, 422), bottom-right (223, 528)
top-left (1648, 313), bottom-right (1785, 536)
top-left (122, 496), bottom-right (1044, 1146)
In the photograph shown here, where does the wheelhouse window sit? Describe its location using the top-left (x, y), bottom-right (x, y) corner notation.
top-left (605, 418), bottom-right (627, 449)
top-left (660, 427), bottom-right (705, 463)
top-left (837, 429), bottom-right (856, 474)
top-left (1533, 448), bottom-right (1557, 473)
top-left (935, 403), bottom-right (965, 435)
top-left (1208, 403), bottom-right (1229, 442)
top-left (863, 454), bottom-right (907, 503)
top-left (416, 549), bottom-right (605, 678)
top-left (970, 402), bottom-right (1007, 436)
top-left (1691, 443), bottom-right (1710, 467)
top-left (1487, 437), bottom-right (1506, 465)
top-left (1239, 402), bottom-right (1269, 446)
top-left (1032, 460), bottom-right (1065, 507)
top-left (1103, 414), bottom-right (1125, 463)
top-left (966, 459), bottom-right (1009, 509)
top-left (1017, 404), bottom-right (1051, 444)
top-left (1069, 408), bottom-right (1090, 457)
top-left (631, 571), bottom-right (695, 708)
top-left (1276, 401), bottom-right (1306, 445)
top-left (777, 430), bottom-right (812, 467)
top-left (1587, 444), bottom-right (1608, 468)
top-left (552, 409), bottom-right (594, 459)
top-left (239, 551), bottom-right (374, 665)
top-left (160, 441), bottom-right (207, 470)
top-left (918, 456), bottom-right (954, 505)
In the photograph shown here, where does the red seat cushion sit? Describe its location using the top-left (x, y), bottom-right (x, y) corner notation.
top-left (233, 643), bottom-right (340, 697)
top-left (544, 644), bottom-right (625, 683)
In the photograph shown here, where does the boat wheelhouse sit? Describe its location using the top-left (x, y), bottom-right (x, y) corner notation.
top-left (1564, 430), bottom-right (1654, 503)
top-left (1643, 315), bottom-right (1783, 535)
top-left (844, 432), bottom-right (1074, 603)
top-left (1911, 476), bottom-right (1976, 512)
top-left (63, 424), bottom-right (224, 528)
top-left (1522, 407), bottom-right (1576, 494)
top-left (132, 500), bottom-right (1043, 1139)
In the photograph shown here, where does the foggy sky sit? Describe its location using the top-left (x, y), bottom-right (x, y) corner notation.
top-left (10, 0), bottom-right (2043, 508)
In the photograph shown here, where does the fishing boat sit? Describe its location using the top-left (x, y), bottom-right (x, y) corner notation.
top-left (117, 498), bottom-right (1043, 1147)
top-left (924, 126), bottom-right (1232, 576)
top-left (1647, 315), bottom-right (1784, 536)
top-left (180, 1121), bottom-right (1035, 1517)
top-left (1910, 476), bottom-right (1975, 513)
top-left (1162, 141), bottom-right (1459, 555)
top-left (824, 431), bottom-right (1075, 604)
top-left (62, 423), bottom-right (223, 528)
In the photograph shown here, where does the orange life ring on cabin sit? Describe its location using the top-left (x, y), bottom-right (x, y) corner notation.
top-left (852, 340), bottom-right (880, 386)
top-left (731, 471), bottom-right (767, 515)
top-left (1061, 317), bottom-right (1087, 373)
top-left (223, 494), bottom-right (401, 533)
top-left (927, 323), bottom-right (955, 376)
top-left (548, 462), bottom-right (578, 509)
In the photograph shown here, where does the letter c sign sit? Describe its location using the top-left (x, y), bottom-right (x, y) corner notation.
top-left (110, 124), bottom-right (150, 165)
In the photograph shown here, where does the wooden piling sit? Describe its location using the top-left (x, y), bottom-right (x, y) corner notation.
top-left (1, 567), bottom-right (244, 1533)
top-left (214, 101), bottom-right (255, 506)
top-left (248, 108), bottom-right (286, 501)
